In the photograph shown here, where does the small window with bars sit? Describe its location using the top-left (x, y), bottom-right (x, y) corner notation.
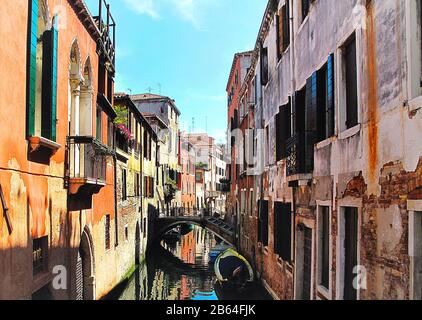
top-left (33, 236), bottom-right (48, 276)
top-left (105, 214), bottom-right (111, 250)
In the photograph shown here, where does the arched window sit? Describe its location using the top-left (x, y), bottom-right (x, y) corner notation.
top-left (28, 0), bottom-right (58, 141)
top-left (80, 58), bottom-right (93, 136)
top-left (69, 40), bottom-right (81, 137)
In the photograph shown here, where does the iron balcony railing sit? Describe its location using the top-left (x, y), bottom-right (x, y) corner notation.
top-left (66, 136), bottom-right (114, 184)
top-left (286, 131), bottom-right (315, 177)
top-left (93, 0), bottom-right (116, 68)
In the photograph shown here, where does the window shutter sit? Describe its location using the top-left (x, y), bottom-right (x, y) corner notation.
top-left (260, 44), bottom-right (268, 86)
top-left (276, 13), bottom-right (282, 60)
top-left (42, 19), bottom-right (58, 141)
top-left (282, 2), bottom-right (290, 50)
top-left (326, 54), bottom-right (335, 137)
top-left (305, 74), bottom-right (317, 171)
top-left (280, 203), bottom-right (292, 262)
top-left (28, 0), bottom-right (38, 136)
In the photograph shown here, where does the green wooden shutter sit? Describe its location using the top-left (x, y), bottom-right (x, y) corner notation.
top-left (326, 54), bottom-right (335, 138)
top-left (51, 20), bottom-right (58, 141)
top-left (42, 18), bottom-right (58, 141)
top-left (305, 73), bottom-right (317, 172)
top-left (28, 0), bottom-right (38, 136)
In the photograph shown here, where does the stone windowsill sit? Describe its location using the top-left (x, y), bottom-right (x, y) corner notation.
top-left (338, 123), bottom-right (361, 141)
top-left (28, 136), bottom-right (61, 154)
top-left (408, 95), bottom-right (422, 112)
top-left (315, 136), bottom-right (336, 151)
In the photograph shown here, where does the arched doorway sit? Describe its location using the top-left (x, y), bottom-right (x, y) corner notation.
top-left (76, 227), bottom-right (96, 300)
top-left (135, 221), bottom-right (141, 265)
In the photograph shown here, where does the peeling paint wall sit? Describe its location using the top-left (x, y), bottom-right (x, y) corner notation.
top-left (234, 0), bottom-right (422, 300)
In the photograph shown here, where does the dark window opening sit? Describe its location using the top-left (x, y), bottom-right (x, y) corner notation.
top-left (344, 33), bottom-right (358, 129)
top-left (98, 61), bottom-right (106, 96)
top-left (276, 99), bottom-right (292, 161)
top-left (302, 0), bottom-right (311, 22)
top-left (122, 169), bottom-right (127, 201)
top-left (96, 107), bottom-right (102, 141)
top-left (277, 3), bottom-right (290, 60)
top-left (107, 118), bottom-right (114, 148)
top-left (105, 214), bottom-right (111, 250)
top-left (260, 45), bottom-right (269, 86)
top-left (344, 207), bottom-right (358, 300)
top-left (274, 202), bottom-right (292, 262)
top-left (320, 206), bottom-right (330, 289)
top-left (33, 236), bottom-right (48, 276)
top-left (258, 200), bottom-right (269, 247)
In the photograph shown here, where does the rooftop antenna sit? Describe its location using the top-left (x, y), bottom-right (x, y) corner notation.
top-left (192, 117), bottom-right (195, 133)
top-left (157, 83), bottom-right (162, 95)
top-left (146, 86), bottom-right (153, 93)
top-left (127, 88), bottom-right (132, 95)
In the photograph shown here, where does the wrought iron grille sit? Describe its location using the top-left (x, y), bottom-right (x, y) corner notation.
top-left (67, 136), bottom-right (114, 184)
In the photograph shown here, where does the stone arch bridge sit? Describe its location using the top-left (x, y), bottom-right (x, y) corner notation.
top-left (152, 215), bottom-right (236, 246)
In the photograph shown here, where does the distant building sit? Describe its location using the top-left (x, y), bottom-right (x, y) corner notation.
top-left (131, 93), bottom-right (182, 213)
top-left (226, 51), bottom-right (253, 224)
top-left (187, 133), bottom-right (228, 216)
top-left (180, 132), bottom-right (197, 215)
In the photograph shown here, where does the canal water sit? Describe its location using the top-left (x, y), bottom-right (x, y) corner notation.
top-left (110, 226), bottom-right (272, 301)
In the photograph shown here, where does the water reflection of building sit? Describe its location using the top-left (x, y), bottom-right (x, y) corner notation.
top-left (118, 226), bottom-right (218, 300)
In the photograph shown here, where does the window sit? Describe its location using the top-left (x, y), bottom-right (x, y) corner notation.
top-left (301, 0), bottom-right (311, 22)
top-left (125, 225), bottom-right (129, 242)
top-left (318, 206), bottom-right (330, 290)
top-left (107, 118), bottom-right (114, 147)
top-left (316, 55), bottom-right (335, 142)
top-left (241, 190), bottom-right (246, 214)
top-left (33, 236), bottom-right (48, 275)
top-left (409, 210), bottom-right (422, 300)
top-left (276, 2), bottom-right (290, 60)
top-left (258, 200), bottom-right (269, 247)
top-left (27, 1), bottom-right (58, 141)
top-left (276, 99), bottom-right (291, 161)
top-left (143, 218), bottom-right (147, 238)
top-left (249, 189), bottom-right (254, 216)
top-left (122, 169), bottom-right (127, 201)
top-left (135, 173), bottom-right (140, 197)
top-left (342, 207), bottom-right (358, 300)
top-left (96, 107), bottom-right (102, 141)
top-left (274, 202), bottom-right (292, 262)
top-left (105, 214), bottom-right (111, 250)
top-left (342, 33), bottom-right (358, 130)
top-left (260, 45), bottom-right (269, 86)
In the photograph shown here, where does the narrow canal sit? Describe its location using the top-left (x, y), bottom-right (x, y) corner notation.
top-left (108, 226), bottom-right (272, 300)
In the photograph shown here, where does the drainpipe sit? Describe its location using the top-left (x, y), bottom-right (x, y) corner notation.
top-left (113, 128), bottom-right (119, 247)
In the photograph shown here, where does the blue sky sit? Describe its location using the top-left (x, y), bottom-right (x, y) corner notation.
top-left (86, 0), bottom-right (266, 143)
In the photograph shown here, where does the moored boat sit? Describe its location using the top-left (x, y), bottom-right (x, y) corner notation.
top-left (214, 248), bottom-right (254, 293)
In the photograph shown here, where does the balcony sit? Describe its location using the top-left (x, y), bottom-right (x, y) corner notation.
top-left (66, 136), bottom-right (114, 209)
top-left (286, 132), bottom-right (315, 184)
top-left (93, 0), bottom-right (116, 70)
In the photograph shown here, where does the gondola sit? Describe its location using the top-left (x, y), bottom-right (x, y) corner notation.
top-left (214, 249), bottom-right (254, 295)
top-left (209, 243), bottom-right (232, 264)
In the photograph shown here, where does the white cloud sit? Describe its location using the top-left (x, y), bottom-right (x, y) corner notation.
top-left (123, 0), bottom-right (160, 19)
top-left (123, 0), bottom-right (221, 28)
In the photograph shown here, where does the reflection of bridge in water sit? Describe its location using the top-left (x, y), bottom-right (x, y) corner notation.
top-left (153, 215), bottom-right (236, 246)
